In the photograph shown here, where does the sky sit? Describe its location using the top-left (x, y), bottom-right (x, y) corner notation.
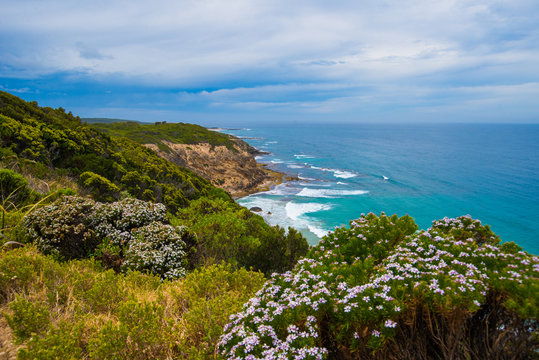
top-left (1, 0), bottom-right (539, 125)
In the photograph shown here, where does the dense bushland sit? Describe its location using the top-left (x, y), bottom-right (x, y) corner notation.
top-left (219, 213), bottom-right (538, 359)
top-left (0, 91), bottom-right (229, 213)
top-left (90, 121), bottom-right (240, 152)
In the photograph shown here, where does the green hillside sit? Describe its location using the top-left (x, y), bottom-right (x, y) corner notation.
top-left (90, 121), bottom-right (239, 152)
top-left (0, 91), bottom-right (226, 212)
top-left (82, 117), bottom-right (149, 124)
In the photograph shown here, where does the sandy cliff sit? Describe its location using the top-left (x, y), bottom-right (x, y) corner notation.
top-left (145, 138), bottom-right (281, 198)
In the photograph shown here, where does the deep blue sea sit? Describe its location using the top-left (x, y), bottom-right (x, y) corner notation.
top-left (224, 124), bottom-right (538, 254)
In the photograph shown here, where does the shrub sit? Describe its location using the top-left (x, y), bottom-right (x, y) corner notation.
top-left (175, 197), bottom-right (309, 275)
top-left (23, 196), bottom-right (99, 259)
top-left (123, 222), bottom-right (195, 280)
top-left (24, 196), bottom-right (165, 258)
top-left (88, 197), bottom-right (168, 247)
top-left (88, 300), bottom-right (173, 360)
top-left (218, 213), bottom-right (539, 359)
top-left (18, 321), bottom-right (84, 360)
top-left (0, 168), bottom-right (33, 208)
top-left (72, 268), bottom-right (128, 313)
top-left (4, 296), bottom-right (50, 343)
top-left (79, 171), bottom-right (120, 202)
top-left (0, 247), bottom-right (52, 301)
top-left (177, 263), bottom-right (266, 358)
top-left (23, 196), bottom-right (191, 279)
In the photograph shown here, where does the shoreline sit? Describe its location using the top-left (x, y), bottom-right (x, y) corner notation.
top-left (232, 164), bottom-right (286, 199)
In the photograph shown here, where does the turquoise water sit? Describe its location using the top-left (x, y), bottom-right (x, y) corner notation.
top-left (229, 123), bottom-right (538, 254)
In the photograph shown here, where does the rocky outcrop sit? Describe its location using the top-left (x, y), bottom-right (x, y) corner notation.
top-left (145, 138), bottom-right (282, 198)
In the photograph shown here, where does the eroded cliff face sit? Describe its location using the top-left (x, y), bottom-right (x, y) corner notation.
top-left (145, 138), bottom-right (281, 197)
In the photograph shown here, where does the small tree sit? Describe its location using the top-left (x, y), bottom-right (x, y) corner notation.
top-left (0, 169), bottom-right (32, 208)
top-left (79, 171), bottom-right (119, 202)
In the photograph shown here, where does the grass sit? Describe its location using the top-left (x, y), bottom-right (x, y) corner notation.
top-left (0, 246), bottom-right (266, 359)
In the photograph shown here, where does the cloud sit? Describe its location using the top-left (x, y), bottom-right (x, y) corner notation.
top-left (0, 84), bottom-right (31, 93)
top-left (76, 42), bottom-right (111, 60)
top-left (0, 0), bottom-right (538, 122)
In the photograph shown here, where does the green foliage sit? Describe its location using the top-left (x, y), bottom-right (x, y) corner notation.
top-left (23, 196), bottom-right (193, 279)
top-left (175, 197), bottom-right (309, 275)
top-left (175, 263), bottom-right (266, 358)
top-left (0, 91), bottom-right (231, 213)
top-left (18, 321), bottom-right (84, 360)
top-left (0, 168), bottom-right (34, 208)
top-left (219, 213), bottom-right (539, 359)
top-left (0, 246), bottom-right (265, 359)
top-left (90, 120), bottom-right (239, 151)
top-left (72, 268), bottom-right (128, 314)
top-left (89, 301), bottom-right (173, 359)
top-left (0, 247), bottom-right (53, 301)
top-left (80, 171), bottom-right (120, 202)
top-left (4, 296), bottom-right (50, 343)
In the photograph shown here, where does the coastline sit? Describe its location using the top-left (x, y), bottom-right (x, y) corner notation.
top-left (232, 164), bottom-right (285, 199)
top-left (144, 136), bottom-right (288, 200)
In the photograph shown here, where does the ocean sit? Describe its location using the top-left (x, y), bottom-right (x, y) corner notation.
top-left (224, 123), bottom-right (538, 254)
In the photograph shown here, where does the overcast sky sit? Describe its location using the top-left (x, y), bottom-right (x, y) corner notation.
top-left (1, 0), bottom-right (538, 124)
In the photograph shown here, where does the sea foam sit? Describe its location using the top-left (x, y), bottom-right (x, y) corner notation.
top-left (307, 224), bottom-right (330, 238)
top-left (294, 154), bottom-right (316, 159)
top-left (285, 202), bottom-right (332, 220)
top-left (333, 170), bottom-right (357, 179)
top-left (297, 188), bottom-right (368, 198)
top-left (311, 166), bottom-right (357, 179)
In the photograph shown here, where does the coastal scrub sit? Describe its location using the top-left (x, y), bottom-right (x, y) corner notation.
top-left (0, 247), bottom-right (265, 359)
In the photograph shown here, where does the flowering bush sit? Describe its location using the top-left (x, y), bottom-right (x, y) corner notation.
top-left (24, 196), bottom-right (167, 257)
top-left (23, 196), bottom-right (191, 279)
top-left (218, 213), bottom-right (539, 359)
top-left (23, 196), bottom-right (99, 259)
top-left (123, 222), bottom-right (193, 280)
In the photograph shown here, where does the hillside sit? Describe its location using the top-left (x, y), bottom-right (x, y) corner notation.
top-left (82, 117), bottom-right (149, 124)
top-left (0, 91), bottom-right (227, 212)
top-left (90, 121), bottom-right (280, 197)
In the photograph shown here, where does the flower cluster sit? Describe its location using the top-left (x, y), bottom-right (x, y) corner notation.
top-left (23, 196), bottom-right (191, 279)
top-left (218, 213), bottom-right (538, 359)
top-left (89, 197), bottom-right (167, 246)
top-left (123, 222), bottom-right (190, 280)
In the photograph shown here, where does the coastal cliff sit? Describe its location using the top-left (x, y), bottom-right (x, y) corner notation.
top-left (88, 121), bottom-right (282, 198)
top-left (145, 138), bottom-right (282, 197)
